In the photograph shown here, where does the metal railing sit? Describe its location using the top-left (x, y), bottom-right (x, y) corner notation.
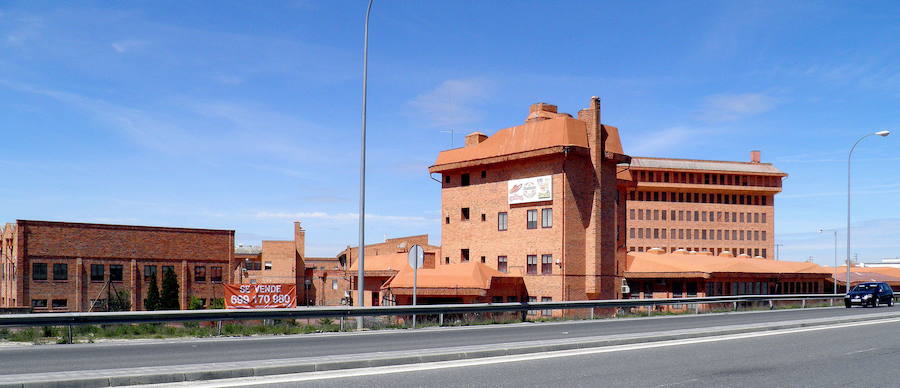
top-left (0, 294), bottom-right (844, 328)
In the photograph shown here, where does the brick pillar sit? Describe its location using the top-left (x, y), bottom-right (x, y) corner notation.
top-left (75, 257), bottom-right (84, 311)
top-left (180, 260), bottom-right (188, 310)
top-left (130, 259), bottom-right (138, 311)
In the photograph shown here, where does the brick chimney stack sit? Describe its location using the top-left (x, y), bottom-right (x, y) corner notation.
top-left (526, 103), bottom-right (560, 123)
top-left (465, 132), bottom-right (488, 147)
top-left (750, 150), bottom-right (761, 163)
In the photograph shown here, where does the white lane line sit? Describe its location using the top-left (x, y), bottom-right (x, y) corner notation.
top-left (845, 347), bottom-right (879, 355)
top-left (148, 317), bottom-right (900, 387)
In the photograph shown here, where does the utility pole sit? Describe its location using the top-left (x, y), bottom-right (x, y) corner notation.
top-left (775, 243), bottom-right (783, 261)
top-left (357, 0), bottom-right (374, 331)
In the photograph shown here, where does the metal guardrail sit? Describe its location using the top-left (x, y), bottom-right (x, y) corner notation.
top-left (0, 294), bottom-right (844, 328)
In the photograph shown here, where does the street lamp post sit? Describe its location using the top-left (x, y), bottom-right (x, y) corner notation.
top-left (846, 130), bottom-right (890, 292)
top-left (819, 229), bottom-right (838, 294)
top-left (357, 0), bottom-right (374, 331)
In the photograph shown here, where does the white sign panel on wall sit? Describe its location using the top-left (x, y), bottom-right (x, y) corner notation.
top-left (507, 175), bottom-right (552, 205)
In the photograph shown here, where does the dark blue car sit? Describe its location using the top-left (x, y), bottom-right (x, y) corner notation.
top-left (845, 282), bottom-right (894, 308)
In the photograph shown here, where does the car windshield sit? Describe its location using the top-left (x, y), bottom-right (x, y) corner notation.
top-left (852, 284), bottom-right (878, 291)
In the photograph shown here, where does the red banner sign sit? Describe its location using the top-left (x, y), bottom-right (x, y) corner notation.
top-left (224, 284), bottom-right (297, 309)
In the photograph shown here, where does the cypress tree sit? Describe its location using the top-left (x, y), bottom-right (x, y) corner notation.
top-left (144, 273), bottom-right (161, 311)
top-left (160, 267), bottom-right (181, 310)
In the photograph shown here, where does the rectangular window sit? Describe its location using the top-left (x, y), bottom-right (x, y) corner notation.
top-left (498, 256), bottom-right (508, 273)
top-left (144, 265), bottom-right (157, 281)
top-left (701, 212), bottom-right (707, 222)
top-left (541, 254), bottom-right (552, 275)
top-left (492, 296), bottom-right (504, 303)
top-left (629, 228), bottom-right (635, 238)
top-left (638, 228), bottom-right (644, 238)
top-left (661, 210), bottom-right (667, 221)
top-left (694, 211), bottom-right (699, 222)
top-left (32, 263), bottom-right (48, 281)
top-left (638, 209), bottom-right (644, 220)
top-left (679, 229), bottom-right (684, 239)
top-left (661, 229), bottom-right (667, 239)
top-left (481, 170), bottom-right (486, 179)
top-left (481, 256), bottom-right (486, 263)
top-left (653, 209), bottom-right (659, 220)
top-left (211, 266), bottom-right (223, 282)
top-left (653, 228), bottom-right (659, 239)
top-left (671, 210), bottom-right (676, 220)
top-left (541, 208), bottom-right (552, 228)
top-left (528, 296), bottom-right (538, 315)
top-left (332, 279), bottom-right (339, 290)
top-left (31, 299), bottom-right (47, 308)
top-left (762, 231), bottom-right (767, 241)
top-left (526, 255), bottom-right (538, 275)
top-left (445, 216), bottom-right (450, 224)
top-left (109, 265), bottom-right (123, 282)
top-left (541, 297), bottom-right (552, 316)
top-left (498, 212), bottom-right (508, 231)
top-left (461, 173), bottom-right (470, 186)
top-left (53, 263), bottom-right (68, 281)
top-left (702, 230), bottom-right (707, 240)
top-left (526, 210), bottom-right (537, 229)
top-left (194, 266), bottom-right (207, 282)
top-left (762, 213), bottom-right (767, 223)
top-left (754, 213), bottom-right (760, 223)
top-left (264, 261), bottom-right (273, 270)
top-left (444, 175), bottom-right (450, 183)
top-left (629, 209), bottom-right (635, 220)
top-left (461, 208), bottom-right (470, 221)
top-left (52, 299), bottom-right (67, 309)
top-left (461, 249), bottom-right (470, 262)
top-left (90, 264), bottom-right (104, 282)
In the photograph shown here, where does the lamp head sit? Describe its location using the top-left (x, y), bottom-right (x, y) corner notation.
top-left (875, 130), bottom-right (890, 137)
top-left (818, 229), bottom-right (824, 234)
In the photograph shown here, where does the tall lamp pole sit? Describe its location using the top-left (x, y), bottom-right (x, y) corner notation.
top-left (846, 130), bottom-right (890, 292)
top-left (818, 229), bottom-right (838, 294)
top-left (357, 0), bottom-right (374, 330)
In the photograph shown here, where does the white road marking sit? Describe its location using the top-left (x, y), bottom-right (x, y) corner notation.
top-left (845, 347), bottom-right (879, 355)
top-left (148, 317), bottom-right (900, 387)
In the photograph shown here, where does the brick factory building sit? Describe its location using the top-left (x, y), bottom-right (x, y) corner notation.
top-left (0, 220), bottom-right (233, 312)
top-left (624, 152), bottom-right (787, 258)
top-left (429, 98), bottom-right (631, 304)
top-left (342, 235), bottom-right (440, 306)
top-left (232, 222), bottom-right (310, 305)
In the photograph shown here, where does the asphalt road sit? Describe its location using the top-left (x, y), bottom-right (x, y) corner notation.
top-left (0, 306), bottom-right (891, 376)
top-left (245, 313), bottom-right (900, 388)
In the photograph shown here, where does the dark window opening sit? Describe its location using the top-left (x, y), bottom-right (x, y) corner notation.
top-left (444, 175), bottom-right (450, 184)
top-left (461, 208), bottom-right (470, 220)
top-left (481, 170), bottom-right (486, 179)
top-left (90, 264), bottom-right (104, 282)
top-left (461, 173), bottom-right (470, 186)
top-left (527, 209), bottom-right (538, 229)
top-left (144, 265), bottom-right (157, 281)
top-left (52, 299), bottom-right (68, 309)
top-left (461, 249), bottom-right (470, 262)
top-left (53, 263), bottom-right (68, 281)
top-left (32, 263), bottom-right (47, 281)
top-left (194, 266), bottom-right (206, 282)
top-left (498, 256), bottom-right (508, 273)
top-left (527, 255), bottom-right (538, 275)
top-left (211, 266), bottom-right (223, 282)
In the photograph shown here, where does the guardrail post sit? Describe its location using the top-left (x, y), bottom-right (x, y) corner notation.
top-left (340, 316), bottom-right (344, 331)
top-left (732, 301), bottom-right (737, 311)
top-left (67, 325), bottom-right (74, 344)
top-left (801, 300), bottom-right (806, 309)
top-left (648, 304), bottom-right (653, 317)
top-left (694, 303), bottom-right (700, 314)
top-left (216, 320), bottom-right (222, 336)
top-left (590, 308), bottom-right (594, 320)
top-left (439, 313), bottom-right (444, 326)
top-left (769, 300), bottom-right (774, 310)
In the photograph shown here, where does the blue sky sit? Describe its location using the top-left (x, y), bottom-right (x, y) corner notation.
top-left (1, 1), bottom-right (897, 264)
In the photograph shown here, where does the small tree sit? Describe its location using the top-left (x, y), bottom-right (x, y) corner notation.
top-left (144, 273), bottom-right (161, 311)
top-left (188, 296), bottom-right (205, 310)
top-left (108, 290), bottom-right (132, 312)
top-left (209, 298), bottom-right (225, 309)
top-left (160, 267), bottom-right (180, 310)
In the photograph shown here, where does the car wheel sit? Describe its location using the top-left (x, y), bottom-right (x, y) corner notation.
top-left (872, 299), bottom-right (878, 308)
top-left (845, 302), bottom-right (852, 308)
top-left (889, 298), bottom-right (894, 307)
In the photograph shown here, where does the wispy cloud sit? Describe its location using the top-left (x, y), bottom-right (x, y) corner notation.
top-left (111, 39), bottom-right (148, 53)
top-left (408, 78), bottom-right (493, 128)
top-left (780, 182), bottom-right (900, 199)
top-left (255, 211), bottom-right (431, 223)
top-left (623, 126), bottom-right (708, 156)
top-left (696, 93), bottom-right (777, 122)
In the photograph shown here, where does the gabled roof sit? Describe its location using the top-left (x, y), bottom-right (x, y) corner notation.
top-left (824, 266), bottom-right (900, 286)
top-left (630, 157), bottom-right (786, 176)
top-left (625, 251), bottom-right (830, 279)
top-left (387, 261), bottom-right (519, 290)
top-left (348, 252), bottom-right (410, 272)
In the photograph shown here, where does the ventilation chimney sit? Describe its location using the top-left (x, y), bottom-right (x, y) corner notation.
top-left (526, 102), bottom-right (559, 123)
top-left (465, 132), bottom-right (488, 147)
top-left (750, 150), bottom-right (761, 163)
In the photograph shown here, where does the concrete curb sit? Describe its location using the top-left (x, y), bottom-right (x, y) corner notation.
top-left (3, 311), bottom-right (899, 388)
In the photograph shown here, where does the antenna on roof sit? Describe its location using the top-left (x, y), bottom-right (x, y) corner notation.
top-left (439, 129), bottom-right (455, 147)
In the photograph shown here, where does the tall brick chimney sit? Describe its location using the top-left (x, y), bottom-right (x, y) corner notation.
top-left (465, 132), bottom-right (488, 147)
top-left (750, 150), bottom-right (761, 163)
top-left (294, 221), bottom-right (305, 258)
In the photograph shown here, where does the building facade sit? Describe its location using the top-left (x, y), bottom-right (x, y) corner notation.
top-left (624, 152), bottom-right (786, 258)
top-left (0, 220), bottom-right (234, 312)
top-left (429, 99), bottom-right (631, 304)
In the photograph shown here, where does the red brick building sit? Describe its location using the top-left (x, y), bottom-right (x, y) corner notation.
top-left (428, 98), bottom-right (631, 305)
top-left (0, 220), bottom-right (234, 312)
top-left (232, 222), bottom-right (312, 305)
top-left (625, 152), bottom-right (787, 258)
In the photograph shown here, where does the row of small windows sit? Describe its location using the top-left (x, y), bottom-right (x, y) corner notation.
top-left (628, 191), bottom-right (770, 206)
top-left (629, 246), bottom-right (768, 258)
top-left (630, 209), bottom-right (767, 224)
top-left (705, 281), bottom-right (820, 296)
top-left (444, 171), bottom-right (488, 186)
top-left (31, 263), bottom-right (222, 283)
top-left (448, 254), bottom-right (554, 275)
top-left (448, 209), bottom-right (552, 230)
top-left (633, 170), bottom-right (781, 188)
top-left (629, 228), bottom-right (767, 241)
top-left (30, 299), bottom-right (68, 309)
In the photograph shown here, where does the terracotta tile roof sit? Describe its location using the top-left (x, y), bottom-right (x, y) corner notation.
top-left (625, 251), bottom-right (830, 278)
top-left (348, 252), bottom-right (410, 272)
top-left (430, 116), bottom-right (626, 170)
top-left (630, 157), bottom-right (786, 176)
top-left (386, 261), bottom-right (519, 290)
top-left (824, 266), bottom-right (900, 285)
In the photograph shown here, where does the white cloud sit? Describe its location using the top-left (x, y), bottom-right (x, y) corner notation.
top-left (111, 40), bottom-right (148, 53)
top-left (697, 93), bottom-right (776, 122)
top-left (623, 126), bottom-right (704, 156)
top-left (255, 211), bottom-right (430, 223)
top-left (408, 78), bottom-right (493, 128)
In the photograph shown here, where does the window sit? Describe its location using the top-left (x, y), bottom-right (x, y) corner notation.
top-left (526, 210), bottom-right (537, 229)
top-left (526, 255), bottom-right (538, 274)
top-left (492, 296), bottom-right (503, 303)
top-left (541, 254), bottom-right (552, 275)
top-left (32, 263), bottom-right (47, 281)
top-left (498, 256), bottom-right (508, 273)
top-left (444, 175), bottom-right (450, 183)
top-left (211, 266), bottom-right (223, 282)
top-left (445, 257), bottom-right (450, 264)
top-left (498, 212), bottom-right (508, 231)
top-left (480, 256), bottom-right (486, 263)
top-left (90, 264), bottom-right (104, 282)
top-left (629, 209), bottom-right (635, 220)
top-left (461, 173), bottom-right (470, 186)
top-left (445, 216), bottom-right (450, 224)
top-left (481, 213), bottom-right (486, 222)
top-left (144, 265), bottom-right (157, 281)
top-left (461, 249), bottom-right (470, 262)
top-left (53, 263), bottom-right (68, 281)
top-left (762, 213), bottom-right (767, 223)
top-left (541, 208), bottom-right (552, 228)
top-left (629, 228), bottom-right (635, 238)
top-left (110, 265), bottom-right (123, 282)
top-left (541, 297), bottom-right (552, 316)
top-left (461, 208), bottom-right (470, 221)
top-left (762, 231), bottom-right (767, 241)
top-left (52, 299), bottom-right (67, 309)
top-left (31, 299), bottom-right (47, 308)
top-left (754, 213), bottom-right (759, 223)
top-left (528, 296), bottom-right (538, 315)
top-left (264, 261), bottom-right (273, 270)
top-left (507, 296), bottom-right (518, 303)
top-left (194, 266), bottom-right (207, 282)
top-left (481, 170), bottom-right (486, 179)
top-left (332, 279), bottom-right (338, 290)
